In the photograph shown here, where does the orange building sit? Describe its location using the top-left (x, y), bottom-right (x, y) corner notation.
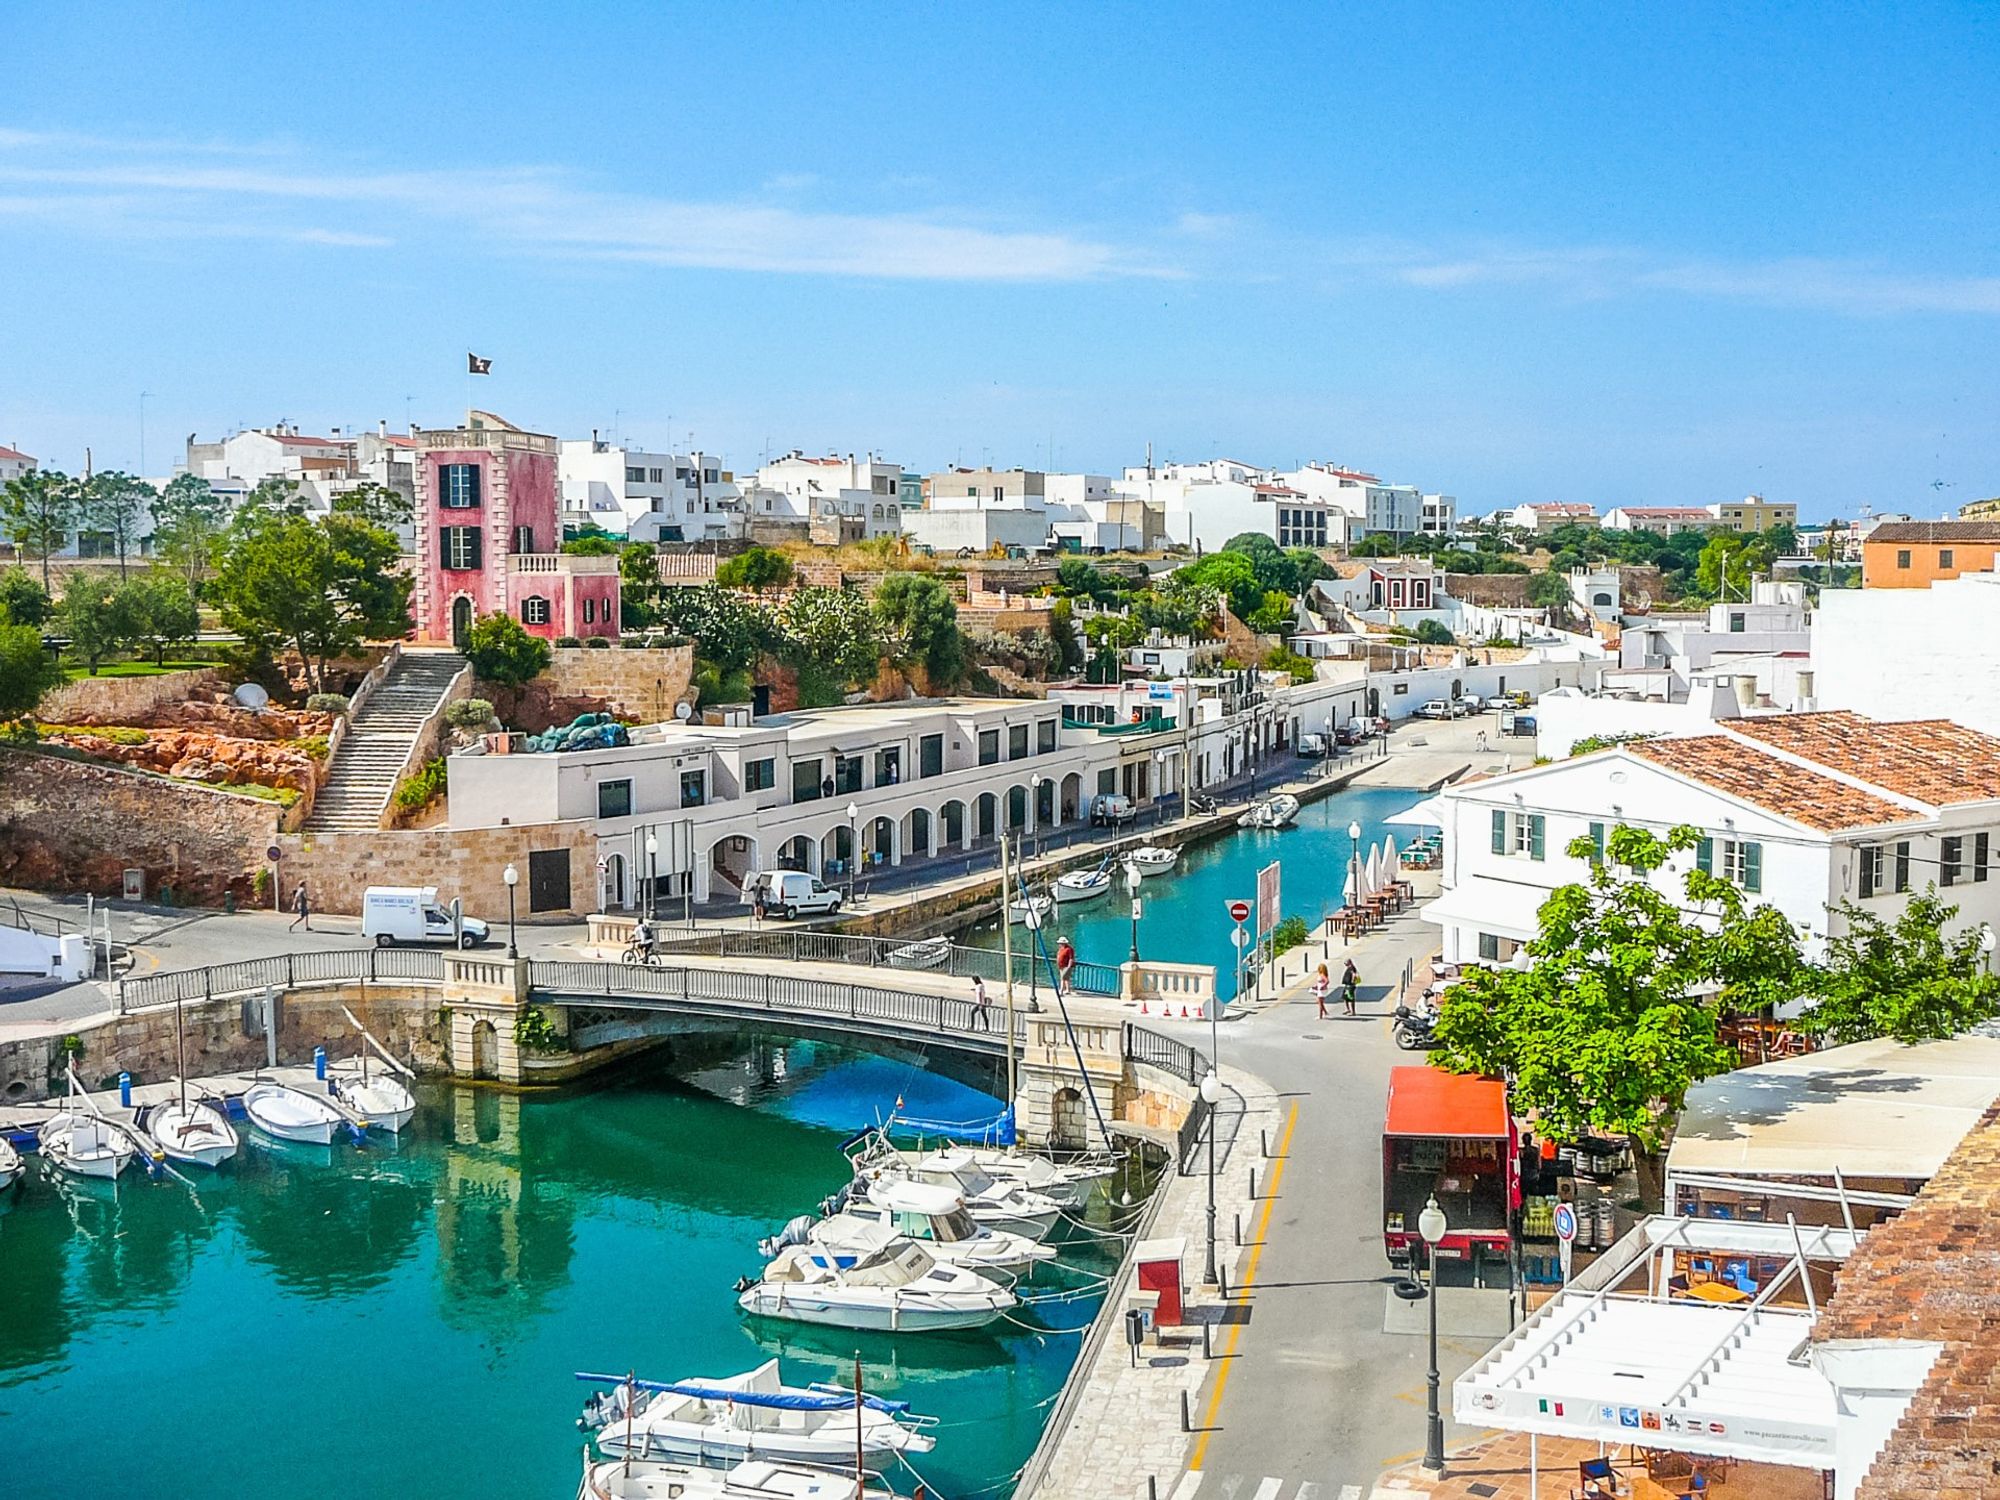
top-left (1860, 519), bottom-right (2000, 588)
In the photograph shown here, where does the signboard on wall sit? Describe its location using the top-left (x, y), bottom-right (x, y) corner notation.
top-left (1257, 861), bottom-right (1281, 937)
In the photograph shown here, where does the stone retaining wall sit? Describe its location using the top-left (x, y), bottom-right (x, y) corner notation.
top-left (280, 818), bottom-right (600, 917)
top-left (543, 644), bottom-right (695, 724)
top-left (38, 668), bottom-right (224, 724)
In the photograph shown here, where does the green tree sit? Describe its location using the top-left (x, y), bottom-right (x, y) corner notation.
top-left (0, 568), bottom-right (51, 627)
top-left (560, 535), bottom-right (618, 556)
top-left (618, 542), bottom-right (659, 630)
top-left (873, 572), bottom-right (965, 686)
top-left (1047, 596), bottom-right (1083, 673)
top-left (1414, 618), bottom-right (1455, 645)
top-left (1171, 550), bottom-right (1263, 621)
top-left (659, 585), bottom-right (770, 677)
top-left (208, 507), bottom-right (411, 693)
top-left (1527, 569), bottom-right (1570, 609)
top-left (0, 469), bottom-right (80, 592)
top-left (1244, 588), bottom-right (1294, 635)
top-left (121, 574), bottom-right (202, 665)
top-left (1694, 532), bottom-right (1774, 599)
top-left (1284, 547), bottom-right (1332, 590)
top-left (60, 572), bottom-right (139, 674)
top-left (238, 476), bottom-right (309, 518)
top-left (81, 471), bottom-right (154, 579)
top-left (1053, 556), bottom-right (1121, 603)
top-left (1434, 825), bottom-right (1803, 1181)
top-left (0, 617), bottom-right (59, 718)
top-left (1349, 533), bottom-right (1400, 558)
top-left (715, 545), bottom-right (795, 590)
top-left (1798, 891), bottom-right (2000, 1046)
top-left (777, 585), bottom-right (879, 685)
top-left (462, 611), bottom-right (553, 689)
top-left (152, 473), bottom-right (231, 592)
top-left (330, 482), bottom-right (413, 531)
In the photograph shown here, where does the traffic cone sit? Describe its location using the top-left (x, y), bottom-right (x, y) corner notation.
top-left (1180, 1004), bottom-right (1190, 1018)
top-left (1140, 999), bottom-right (1149, 1014)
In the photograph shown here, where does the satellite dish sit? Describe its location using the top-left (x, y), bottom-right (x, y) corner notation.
top-left (233, 683), bottom-right (270, 710)
top-left (674, 702), bottom-right (694, 721)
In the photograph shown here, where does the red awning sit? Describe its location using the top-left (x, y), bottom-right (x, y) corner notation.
top-left (1385, 1066), bottom-right (1508, 1139)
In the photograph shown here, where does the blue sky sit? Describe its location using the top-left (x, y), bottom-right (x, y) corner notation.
top-left (1, 2), bottom-right (1996, 520)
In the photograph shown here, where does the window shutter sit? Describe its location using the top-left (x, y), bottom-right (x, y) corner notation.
top-left (1858, 847), bottom-right (1875, 899)
top-left (1742, 842), bottom-right (1762, 894)
top-left (1492, 809), bottom-right (1507, 855)
top-left (1529, 815), bottom-right (1546, 861)
top-left (1589, 821), bottom-right (1605, 865)
top-left (1979, 833), bottom-right (1991, 884)
top-left (1896, 842), bottom-right (1911, 893)
top-left (1696, 838), bottom-right (1713, 876)
top-left (1943, 836), bottom-right (1961, 888)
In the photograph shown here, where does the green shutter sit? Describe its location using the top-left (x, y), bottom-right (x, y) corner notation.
top-left (1742, 842), bottom-right (1762, 894)
top-left (1896, 842), bottom-right (1911, 893)
top-left (1492, 809), bottom-right (1507, 855)
top-left (1589, 821), bottom-right (1605, 865)
top-left (1696, 838), bottom-right (1713, 875)
top-left (1979, 833), bottom-right (1991, 884)
top-left (1858, 847), bottom-right (1875, 899)
top-left (1529, 815), bottom-right (1546, 861)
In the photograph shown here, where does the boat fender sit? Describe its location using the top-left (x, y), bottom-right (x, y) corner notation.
top-left (733, 1274), bottom-right (755, 1293)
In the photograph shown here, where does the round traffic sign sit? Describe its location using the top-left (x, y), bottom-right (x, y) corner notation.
top-left (1553, 1202), bottom-right (1578, 1243)
top-left (1226, 899), bottom-right (1251, 923)
top-left (1231, 927), bottom-right (1251, 949)
top-left (266, 845), bottom-right (282, 862)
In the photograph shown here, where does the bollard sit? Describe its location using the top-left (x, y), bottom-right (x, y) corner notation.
top-left (1202, 1318), bottom-right (1213, 1359)
top-left (118, 1072), bottom-right (132, 1108)
top-left (313, 1046), bottom-right (327, 1081)
top-left (1221, 1264), bottom-right (1230, 1299)
top-left (1260, 1127), bottom-right (1269, 1158)
top-left (1249, 1167), bottom-right (1258, 1200)
top-left (1180, 1390), bottom-right (1191, 1432)
top-left (1234, 1211), bottom-right (1242, 1247)
top-left (1150, 1479), bottom-right (1158, 1500)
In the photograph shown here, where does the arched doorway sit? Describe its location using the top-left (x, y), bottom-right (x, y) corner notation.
top-left (451, 595), bottom-right (474, 647)
top-left (1006, 785), bottom-right (1027, 831)
top-left (601, 852), bottom-right (629, 910)
top-left (709, 836), bottom-right (756, 901)
top-left (1051, 1087), bottom-right (1086, 1151)
top-left (905, 807), bottom-right (931, 859)
top-left (1060, 773), bottom-right (1082, 822)
top-left (1451, 678), bottom-right (1463, 700)
top-left (822, 824), bottom-right (855, 877)
top-left (974, 793), bottom-right (997, 842)
top-left (1366, 687), bottom-right (1381, 718)
top-left (1034, 778), bottom-right (1055, 826)
top-left (942, 801), bottom-right (966, 847)
top-left (869, 816), bottom-right (896, 868)
top-left (470, 1019), bottom-right (499, 1081)
top-left (777, 834), bottom-right (813, 872)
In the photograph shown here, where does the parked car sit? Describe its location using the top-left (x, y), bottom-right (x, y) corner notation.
top-left (362, 886), bottom-right (489, 948)
top-left (752, 870), bottom-right (844, 919)
top-left (1416, 700), bottom-right (1453, 720)
top-left (1453, 695), bottom-right (1484, 716)
top-left (1298, 732), bottom-right (1332, 757)
top-left (1089, 792), bottom-right (1137, 826)
top-left (1334, 724), bottom-right (1359, 748)
top-left (1482, 695), bottom-right (1513, 712)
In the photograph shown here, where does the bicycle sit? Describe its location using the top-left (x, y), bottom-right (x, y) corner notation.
top-left (620, 944), bottom-right (664, 967)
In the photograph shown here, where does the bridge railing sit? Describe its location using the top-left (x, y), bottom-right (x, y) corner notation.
top-left (1121, 1021), bottom-right (1206, 1086)
top-left (118, 947), bottom-right (446, 1011)
top-left (633, 924), bottom-right (1124, 998)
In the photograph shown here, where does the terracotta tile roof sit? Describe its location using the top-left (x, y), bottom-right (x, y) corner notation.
top-left (1816, 1103), bottom-right (2000, 1499)
top-left (1626, 734), bottom-right (1914, 831)
top-left (1728, 710), bottom-right (2000, 807)
top-left (1865, 519), bottom-right (2000, 544)
top-left (0, 445), bottom-right (32, 461)
top-left (270, 432), bottom-right (337, 447)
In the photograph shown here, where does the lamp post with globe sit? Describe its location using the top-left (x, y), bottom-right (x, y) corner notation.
top-left (1419, 1194), bottom-right (1448, 1472)
top-left (1200, 1070), bottom-right (1222, 1285)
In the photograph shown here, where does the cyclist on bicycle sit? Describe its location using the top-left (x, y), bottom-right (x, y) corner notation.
top-left (631, 916), bottom-right (656, 964)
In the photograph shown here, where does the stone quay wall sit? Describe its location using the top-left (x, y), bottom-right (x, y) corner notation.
top-left (543, 645), bottom-right (696, 724)
top-left (280, 818), bottom-right (600, 917)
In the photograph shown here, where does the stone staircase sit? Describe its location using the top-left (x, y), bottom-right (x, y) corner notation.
top-left (302, 650), bottom-right (467, 832)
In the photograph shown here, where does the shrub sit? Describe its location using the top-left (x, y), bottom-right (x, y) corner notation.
top-left (252, 868), bottom-right (271, 902)
top-left (393, 756), bottom-right (448, 812)
top-left (1413, 619), bottom-right (1455, 646)
top-left (228, 782), bottom-right (301, 806)
top-left (584, 635), bottom-right (611, 649)
top-left (464, 613), bottom-right (553, 688)
top-left (284, 734), bottom-right (331, 761)
top-left (444, 698), bottom-right (495, 730)
top-left (1271, 914), bottom-right (1311, 956)
top-left (305, 692), bottom-right (350, 715)
top-left (554, 635), bottom-right (582, 649)
top-left (514, 1006), bottom-right (568, 1055)
top-left (37, 722), bottom-right (149, 745)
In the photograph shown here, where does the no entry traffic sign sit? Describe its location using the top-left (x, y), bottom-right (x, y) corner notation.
top-left (1226, 899), bottom-right (1251, 924)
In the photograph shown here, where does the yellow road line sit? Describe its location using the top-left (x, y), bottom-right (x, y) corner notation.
top-left (1188, 1098), bottom-right (1299, 1469)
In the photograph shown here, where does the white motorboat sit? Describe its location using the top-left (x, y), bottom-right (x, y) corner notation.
top-left (766, 1181), bottom-right (1055, 1275)
top-left (581, 1360), bottom-right (936, 1468)
top-left (333, 1068), bottom-right (416, 1134)
top-left (39, 1111), bottom-right (136, 1180)
top-left (736, 1240), bottom-right (1015, 1332)
top-left (1237, 793), bottom-right (1301, 830)
top-left (0, 1135), bottom-right (23, 1192)
top-left (1007, 894), bottom-right (1053, 926)
top-left (1124, 845), bottom-right (1179, 877)
top-left (845, 1125), bottom-right (1114, 1212)
top-left (243, 1081), bottom-right (349, 1145)
top-left (896, 1149), bottom-right (1063, 1240)
top-left (137, 1098), bottom-right (239, 1168)
top-left (884, 935), bottom-right (951, 971)
top-left (1052, 863), bottom-right (1113, 904)
top-left (578, 1453), bottom-right (897, 1500)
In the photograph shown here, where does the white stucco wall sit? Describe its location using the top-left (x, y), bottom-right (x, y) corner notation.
top-left (1814, 573), bottom-right (2000, 735)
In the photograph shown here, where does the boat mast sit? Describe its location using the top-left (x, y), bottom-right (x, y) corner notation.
top-left (622, 1370), bottom-right (635, 1478)
top-left (853, 1350), bottom-right (864, 1486)
top-left (999, 834), bottom-right (1017, 1111)
top-left (174, 993), bottom-right (187, 1112)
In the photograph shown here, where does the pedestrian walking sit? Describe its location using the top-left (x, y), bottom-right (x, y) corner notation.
top-left (971, 975), bottom-right (992, 1031)
top-left (1476, 730), bottom-right (1488, 752)
top-left (288, 880), bottom-right (310, 933)
top-left (1341, 958), bottom-right (1359, 1016)
top-left (1311, 961), bottom-right (1331, 1020)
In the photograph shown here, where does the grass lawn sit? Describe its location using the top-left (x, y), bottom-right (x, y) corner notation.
top-left (59, 659), bottom-right (215, 681)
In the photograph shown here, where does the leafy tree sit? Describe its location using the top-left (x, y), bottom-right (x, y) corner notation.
top-left (777, 585), bottom-right (879, 685)
top-left (0, 568), bottom-right (51, 626)
top-left (1047, 596), bottom-right (1083, 673)
top-left (81, 471), bottom-right (154, 579)
top-left (1434, 825), bottom-right (1803, 1179)
top-left (121, 574), bottom-right (202, 665)
top-left (462, 611), bottom-right (552, 689)
top-left (1694, 532), bottom-right (1774, 599)
top-left (1414, 618), bottom-right (1455, 645)
top-left (152, 474), bottom-right (230, 592)
top-left (619, 542), bottom-right (660, 630)
top-left (238, 476), bottom-right (309, 518)
top-left (1285, 547), bottom-right (1332, 590)
top-left (1053, 556), bottom-right (1121, 603)
top-left (0, 469), bottom-right (80, 592)
top-left (330, 482), bottom-right (413, 531)
top-left (0, 617), bottom-right (59, 718)
top-left (1527, 569), bottom-right (1570, 609)
top-left (60, 572), bottom-right (139, 674)
top-left (873, 572), bottom-right (964, 686)
top-left (715, 545), bottom-right (794, 590)
top-left (659, 585), bottom-right (770, 678)
top-left (208, 507), bottom-right (411, 693)
top-left (1798, 891), bottom-right (2000, 1046)
top-left (1244, 588), bottom-right (1294, 635)
top-left (1764, 521), bottom-right (1799, 558)
top-left (1222, 532), bottom-right (1308, 597)
top-left (1171, 550), bottom-right (1263, 621)
top-left (1349, 533), bottom-right (1400, 558)
top-left (560, 535), bottom-right (618, 556)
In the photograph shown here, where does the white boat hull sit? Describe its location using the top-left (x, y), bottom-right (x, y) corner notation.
top-left (140, 1100), bottom-right (239, 1168)
top-left (244, 1083), bottom-right (346, 1145)
top-left (1052, 875), bottom-right (1110, 904)
top-left (1125, 848), bottom-right (1179, 877)
top-left (737, 1287), bottom-right (1008, 1332)
top-left (581, 1457), bottom-right (889, 1500)
top-left (599, 1413), bottom-right (923, 1468)
top-left (39, 1114), bottom-right (135, 1180)
top-left (0, 1138), bottom-right (21, 1192)
top-left (337, 1077), bottom-right (416, 1134)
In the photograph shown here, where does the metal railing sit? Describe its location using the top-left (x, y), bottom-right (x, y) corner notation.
top-left (1121, 1021), bottom-right (1207, 1086)
top-left (1175, 1093), bottom-right (1211, 1177)
top-left (630, 925), bottom-right (1125, 997)
top-left (118, 946), bottom-right (445, 1010)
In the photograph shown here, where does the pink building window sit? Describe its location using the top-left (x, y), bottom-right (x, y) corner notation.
top-left (522, 596), bottom-right (550, 625)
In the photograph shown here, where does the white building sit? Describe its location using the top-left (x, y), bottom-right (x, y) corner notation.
top-left (1043, 473), bottom-right (1153, 552)
top-left (1508, 502), bottom-right (1599, 533)
top-left (559, 438), bottom-right (740, 542)
top-left (1613, 580), bottom-right (1812, 699)
top-left (1602, 505), bottom-right (1714, 536)
top-left (0, 444), bottom-right (36, 486)
top-left (183, 422), bottom-right (419, 546)
top-left (1813, 569), bottom-right (2000, 735)
top-left (757, 453), bottom-right (904, 540)
top-left (1423, 710), bottom-right (2000, 966)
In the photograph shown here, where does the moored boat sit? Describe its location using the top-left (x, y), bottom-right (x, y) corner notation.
top-left (1052, 862), bottom-right (1113, 904)
top-left (766, 1179), bottom-right (1055, 1275)
top-left (1007, 894), bottom-right (1053, 926)
top-left (243, 1081), bottom-right (349, 1145)
top-left (333, 1068), bottom-right (416, 1134)
top-left (884, 935), bottom-right (951, 971)
top-left (39, 1111), bottom-right (136, 1180)
top-left (1124, 845), bottom-right (1179, 877)
top-left (736, 1240), bottom-right (1015, 1332)
top-left (137, 1098), bottom-right (239, 1168)
top-left (0, 1134), bottom-right (23, 1192)
top-left (577, 1452), bottom-right (899, 1500)
top-left (1237, 793), bottom-right (1300, 830)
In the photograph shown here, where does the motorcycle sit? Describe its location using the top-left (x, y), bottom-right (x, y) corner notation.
top-left (1391, 1003), bottom-right (1442, 1051)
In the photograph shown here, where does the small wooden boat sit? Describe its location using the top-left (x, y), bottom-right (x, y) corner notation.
top-left (1124, 845), bottom-right (1179, 877)
top-left (39, 1112), bottom-right (135, 1180)
top-left (243, 1081), bottom-right (349, 1145)
top-left (885, 935), bottom-right (951, 971)
top-left (1007, 894), bottom-right (1054, 927)
top-left (137, 1098), bottom-right (239, 1168)
top-left (333, 1068), bottom-right (416, 1134)
top-left (0, 1135), bottom-right (22, 1193)
top-left (1052, 865), bottom-right (1113, 904)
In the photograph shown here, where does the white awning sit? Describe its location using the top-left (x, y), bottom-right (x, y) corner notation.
top-left (1419, 880), bottom-right (1552, 942)
top-left (1455, 1293), bottom-right (1837, 1467)
top-left (1384, 795), bottom-right (1447, 829)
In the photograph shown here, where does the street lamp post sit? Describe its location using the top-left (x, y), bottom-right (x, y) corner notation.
top-left (502, 863), bottom-right (519, 959)
top-left (1125, 861), bottom-right (1143, 963)
top-left (1347, 819), bottom-right (1363, 925)
top-left (1419, 1195), bottom-right (1448, 1472)
top-left (1154, 749), bottom-right (1168, 825)
top-left (1030, 775), bottom-right (1045, 856)
top-left (845, 802), bottom-right (860, 908)
top-left (1200, 1070), bottom-right (1222, 1285)
top-left (645, 833), bottom-right (659, 920)
top-left (1982, 923), bottom-right (1996, 974)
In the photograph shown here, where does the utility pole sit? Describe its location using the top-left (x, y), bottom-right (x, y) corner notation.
top-left (1000, 834), bottom-right (1017, 1109)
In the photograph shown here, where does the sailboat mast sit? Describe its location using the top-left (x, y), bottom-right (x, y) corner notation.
top-left (174, 993), bottom-right (187, 1112)
top-left (1000, 834), bottom-right (1017, 1110)
top-left (853, 1351), bottom-right (864, 1485)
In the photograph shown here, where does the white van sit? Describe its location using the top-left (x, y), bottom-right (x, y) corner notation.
top-left (361, 886), bottom-right (490, 948)
top-left (749, 871), bottom-right (843, 920)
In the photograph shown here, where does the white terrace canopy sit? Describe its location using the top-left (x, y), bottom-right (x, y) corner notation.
top-left (1454, 1216), bottom-right (1864, 1469)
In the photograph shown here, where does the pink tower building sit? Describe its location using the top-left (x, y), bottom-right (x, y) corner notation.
top-left (410, 411), bottom-right (620, 645)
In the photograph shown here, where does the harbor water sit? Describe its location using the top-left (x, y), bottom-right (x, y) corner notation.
top-left (0, 1043), bottom-right (1127, 1500)
top-left (967, 782), bottom-right (1426, 1000)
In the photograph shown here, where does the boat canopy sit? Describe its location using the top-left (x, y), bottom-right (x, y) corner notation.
top-left (871, 1179), bottom-right (965, 1216)
top-left (574, 1370), bottom-right (909, 1415)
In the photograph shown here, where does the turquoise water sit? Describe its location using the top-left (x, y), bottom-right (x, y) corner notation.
top-left (969, 783), bottom-right (1425, 1000)
top-left (0, 1045), bottom-right (1128, 1500)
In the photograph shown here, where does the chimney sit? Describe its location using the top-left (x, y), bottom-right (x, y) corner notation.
top-left (379, 420), bottom-right (388, 438)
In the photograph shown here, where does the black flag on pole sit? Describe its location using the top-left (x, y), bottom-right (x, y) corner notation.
top-left (467, 353), bottom-right (492, 374)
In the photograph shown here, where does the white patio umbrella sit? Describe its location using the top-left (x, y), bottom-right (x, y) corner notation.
top-left (1342, 868), bottom-right (1356, 903)
top-left (1364, 845), bottom-right (1384, 896)
top-left (1385, 833), bottom-right (1400, 874)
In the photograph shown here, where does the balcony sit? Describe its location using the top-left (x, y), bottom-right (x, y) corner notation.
top-left (508, 552), bottom-right (618, 575)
